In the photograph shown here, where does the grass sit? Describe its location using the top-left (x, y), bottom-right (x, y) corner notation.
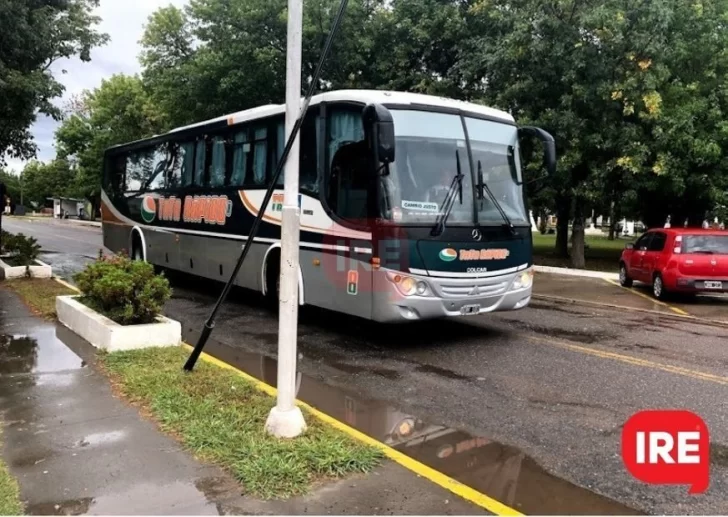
top-left (532, 232), bottom-right (633, 272)
top-left (101, 346), bottom-right (382, 499)
top-left (1, 278), bottom-right (77, 319)
top-left (0, 430), bottom-right (22, 516)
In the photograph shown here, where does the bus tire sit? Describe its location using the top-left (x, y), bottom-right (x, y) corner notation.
top-left (265, 250), bottom-right (280, 309)
top-left (131, 231), bottom-right (144, 262)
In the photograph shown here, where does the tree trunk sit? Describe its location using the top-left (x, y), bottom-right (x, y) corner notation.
top-left (555, 193), bottom-right (571, 258)
top-left (570, 197), bottom-right (586, 269)
top-left (608, 200), bottom-right (616, 240)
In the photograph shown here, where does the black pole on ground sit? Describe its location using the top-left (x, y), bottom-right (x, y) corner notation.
top-left (183, 0), bottom-right (350, 372)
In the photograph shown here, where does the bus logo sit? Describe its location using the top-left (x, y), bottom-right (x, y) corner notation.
top-left (439, 248), bottom-right (457, 262)
top-left (141, 196), bottom-right (156, 223)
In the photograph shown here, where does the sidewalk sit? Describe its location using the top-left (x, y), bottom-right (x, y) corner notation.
top-left (0, 288), bottom-right (487, 515)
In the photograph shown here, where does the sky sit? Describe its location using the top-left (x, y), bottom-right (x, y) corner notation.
top-left (5, 0), bottom-right (188, 173)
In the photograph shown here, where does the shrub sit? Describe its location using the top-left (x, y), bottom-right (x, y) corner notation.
top-left (73, 254), bottom-right (172, 325)
top-left (1, 232), bottom-right (41, 267)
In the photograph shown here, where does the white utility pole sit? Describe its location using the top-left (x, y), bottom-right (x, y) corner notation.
top-left (264, 0), bottom-right (307, 439)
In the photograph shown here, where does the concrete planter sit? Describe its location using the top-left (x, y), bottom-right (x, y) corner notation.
top-left (56, 295), bottom-right (181, 352)
top-left (0, 257), bottom-right (52, 280)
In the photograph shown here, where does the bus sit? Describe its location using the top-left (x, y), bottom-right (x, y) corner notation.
top-left (101, 89), bottom-right (555, 322)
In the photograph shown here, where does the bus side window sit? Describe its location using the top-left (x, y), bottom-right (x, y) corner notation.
top-left (326, 109), bottom-right (367, 221)
top-left (194, 139), bottom-right (207, 186)
top-left (181, 142), bottom-right (195, 187)
top-left (300, 114), bottom-right (318, 194)
top-left (251, 127), bottom-right (267, 186)
top-left (231, 129), bottom-right (250, 186)
top-left (210, 136), bottom-right (226, 187)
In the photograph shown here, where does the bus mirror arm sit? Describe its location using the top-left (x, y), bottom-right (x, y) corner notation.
top-left (518, 126), bottom-right (556, 176)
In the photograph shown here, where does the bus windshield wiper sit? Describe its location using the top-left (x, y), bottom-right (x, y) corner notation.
top-left (477, 159), bottom-right (516, 235)
top-left (431, 150), bottom-right (464, 237)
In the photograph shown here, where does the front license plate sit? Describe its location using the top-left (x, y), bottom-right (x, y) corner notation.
top-left (460, 304), bottom-right (481, 315)
top-left (704, 281), bottom-right (723, 289)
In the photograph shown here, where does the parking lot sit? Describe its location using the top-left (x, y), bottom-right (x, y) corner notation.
top-left (4, 217), bottom-right (728, 515)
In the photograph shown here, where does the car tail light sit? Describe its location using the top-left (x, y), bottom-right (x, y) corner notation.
top-left (674, 235), bottom-right (682, 254)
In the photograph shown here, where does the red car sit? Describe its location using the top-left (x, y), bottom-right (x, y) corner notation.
top-left (619, 228), bottom-right (728, 299)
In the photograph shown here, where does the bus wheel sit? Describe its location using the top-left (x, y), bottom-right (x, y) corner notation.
top-left (265, 252), bottom-right (280, 308)
top-left (131, 234), bottom-right (144, 262)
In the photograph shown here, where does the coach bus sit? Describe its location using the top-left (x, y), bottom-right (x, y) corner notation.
top-left (101, 90), bottom-right (555, 322)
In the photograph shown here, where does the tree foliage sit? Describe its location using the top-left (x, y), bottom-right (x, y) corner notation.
top-left (20, 158), bottom-right (76, 208)
top-left (54, 75), bottom-right (166, 207)
top-left (0, 0), bottom-right (108, 164)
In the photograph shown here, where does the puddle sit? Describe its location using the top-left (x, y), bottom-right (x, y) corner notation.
top-left (196, 338), bottom-right (640, 515)
top-left (504, 320), bottom-right (609, 344)
top-left (26, 498), bottom-right (94, 516)
top-left (76, 430), bottom-right (127, 448)
top-left (0, 328), bottom-right (84, 375)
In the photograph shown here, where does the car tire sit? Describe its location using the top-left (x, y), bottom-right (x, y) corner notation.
top-left (619, 263), bottom-right (633, 287)
top-left (652, 273), bottom-right (667, 300)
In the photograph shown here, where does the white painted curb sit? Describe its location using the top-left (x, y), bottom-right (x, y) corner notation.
top-left (56, 295), bottom-right (181, 352)
top-left (0, 258), bottom-right (53, 279)
top-left (534, 265), bottom-right (619, 281)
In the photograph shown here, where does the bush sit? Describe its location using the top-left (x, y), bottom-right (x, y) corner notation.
top-left (1, 232), bottom-right (41, 266)
top-left (73, 253), bottom-right (172, 325)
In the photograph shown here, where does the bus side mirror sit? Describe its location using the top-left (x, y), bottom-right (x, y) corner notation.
top-left (363, 103), bottom-right (395, 165)
top-left (519, 126), bottom-right (556, 176)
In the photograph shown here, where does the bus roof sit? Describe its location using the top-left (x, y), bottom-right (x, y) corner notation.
top-left (168, 89), bottom-right (515, 134)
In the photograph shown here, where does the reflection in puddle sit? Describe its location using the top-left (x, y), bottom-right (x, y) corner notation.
top-left (76, 430), bottom-right (127, 448)
top-left (200, 339), bottom-right (641, 515)
top-left (0, 328), bottom-right (84, 375)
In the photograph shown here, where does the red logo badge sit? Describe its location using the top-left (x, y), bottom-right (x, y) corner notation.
top-left (622, 410), bottom-right (710, 494)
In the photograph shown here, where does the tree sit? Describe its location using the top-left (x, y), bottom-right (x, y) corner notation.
top-left (0, 170), bottom-right (21, 207)
top-left (0, 0), bottom-right (108, 165)
top-left (55, 75), bottom-right (165, 211)
top-left (19, 158), bottom-right (76, 208)
top-left (460, 0), bottom-right (728, 267)
top-left (140, 0), bottom-right (392, 128)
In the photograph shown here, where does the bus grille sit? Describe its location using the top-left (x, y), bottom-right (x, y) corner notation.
top-left (439, 281), bottom-right (509, 298)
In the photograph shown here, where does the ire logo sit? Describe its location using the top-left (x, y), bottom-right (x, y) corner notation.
top-left (621, 410), bottom-right (710, 494)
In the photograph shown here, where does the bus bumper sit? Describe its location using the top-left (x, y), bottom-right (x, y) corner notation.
top-left (371, 268), bottom-right (533, 322)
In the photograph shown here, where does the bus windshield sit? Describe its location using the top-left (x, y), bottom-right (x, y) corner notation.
top-left (379, 109), bottom-right (529, 227)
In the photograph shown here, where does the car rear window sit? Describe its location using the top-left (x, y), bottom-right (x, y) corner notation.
top-left (682, 235), bottom-right (728, 254)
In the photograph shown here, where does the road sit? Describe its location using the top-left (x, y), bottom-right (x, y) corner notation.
top-left (5, 217), bottom-right (728, 515)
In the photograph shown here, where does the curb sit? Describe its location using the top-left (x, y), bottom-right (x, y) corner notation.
top-left (534, 265), bottom-right (619, 281)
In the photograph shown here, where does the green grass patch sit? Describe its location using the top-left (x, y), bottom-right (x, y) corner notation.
top-left (0, 429), bottom-right (23, 515)
top-left (2, 278), bottom-right (77, 319)
top-left (101, 347), bottom-right (382, 499)
top-left (532, 233), bottom-right (633, 272)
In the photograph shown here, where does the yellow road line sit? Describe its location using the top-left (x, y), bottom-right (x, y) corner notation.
top-left (525, 335), bottom-right (728, 386)
top-left (604, 278), bottom-right (689, 316)
top-left (181, 343), bottom-right (522, 516)
top-left (53, 277), bottom-right (80, 293)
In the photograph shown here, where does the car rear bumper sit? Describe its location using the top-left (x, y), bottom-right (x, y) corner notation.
top-left (671, 276), bottom-right (728, 293)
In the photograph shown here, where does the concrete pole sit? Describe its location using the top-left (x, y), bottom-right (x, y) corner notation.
top-left (264, 0), bottom-right (307, 439)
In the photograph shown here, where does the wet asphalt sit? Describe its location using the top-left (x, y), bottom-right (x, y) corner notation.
top-left (3, 217), bottom-right (728, 515)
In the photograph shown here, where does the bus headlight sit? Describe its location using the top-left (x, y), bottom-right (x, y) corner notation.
top-left (511, 269), bottom-right (534, 291)
top-left (386, 273), bottom-right (430, 296)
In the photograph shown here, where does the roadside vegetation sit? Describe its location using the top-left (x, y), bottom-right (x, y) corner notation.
top-left (532, 233), bottom-right (630, 272)
top-left (101, 346), bottom-right (381, 498)
top-left (0, 231), bottom-right (42, 269)
top-left (0, 430), bottom-right (22, 516)
top-left (74, 254), bottom-right (171, 325)
top-left (1, 279), bottom-right (76, 319)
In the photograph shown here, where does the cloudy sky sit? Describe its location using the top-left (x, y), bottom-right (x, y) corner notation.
top-left (6, 0), bottom-right (188, 172)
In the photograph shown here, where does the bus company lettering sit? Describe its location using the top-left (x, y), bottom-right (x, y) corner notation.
top-left (459, 249), bottom-right (510, 261)
top-left (271, 193), bottom-right (285, 212)
top-left (157, 197), bottom-right (182, 222)
top-left (183, 195), bottom-right (232, 225)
